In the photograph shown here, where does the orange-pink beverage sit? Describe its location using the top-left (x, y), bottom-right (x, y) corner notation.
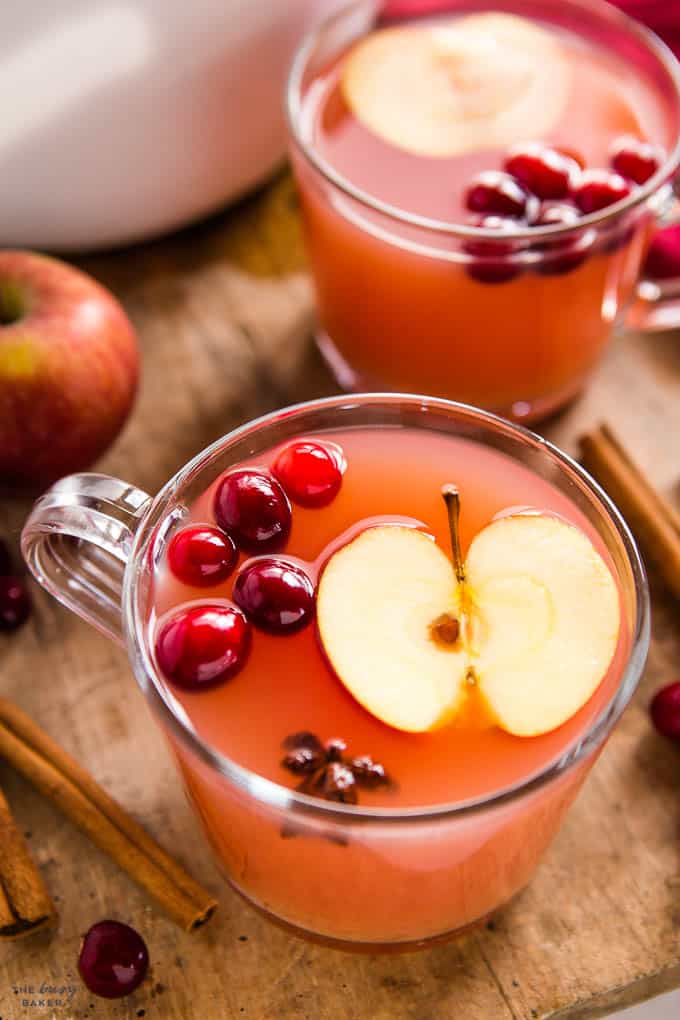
top-left (150, 424), bottom-right (630, 946)
top-left (288, 0), bottom-right (679, 421)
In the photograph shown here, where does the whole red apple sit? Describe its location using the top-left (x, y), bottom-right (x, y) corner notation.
top-left (0, 251), bottom-right (139, 488)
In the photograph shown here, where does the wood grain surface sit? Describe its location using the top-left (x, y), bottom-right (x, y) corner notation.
top-left (1, 172), bottom-right (680, 1020)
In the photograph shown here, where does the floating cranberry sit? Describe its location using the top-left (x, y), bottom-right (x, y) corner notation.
top-left (465, 171), bottom-right (530, 219)
top-left (233, 558), bottom-right (314, 634)
top-left (214, 469), bottom-right (291, 553)
top-left (155, 604), bottom-right (251, 690)
top-left (168, 525), bottom-right (237, 587)
top-left (0, 576), bottom-right (31, 631)
top-left (572, 170), bottom-right (630, 214)
top-left (533, 203), bottom-right (587, 275)
top-left (610, 136), bottom-right (662, 185)
top-left (643, 225), bottom-right (680, 280)
top-left (504, 143), bottom-right (580, 200)
top-left (78, 920), bottom-right (149, 999)
top-left (650, 682), bottom-right (680, 741)
top-left (464, 216), bottom-right (522, 284)
top-left (272, 439), bottom-right (346, 508)
top-left (0, 539), bottom-right (12, 575)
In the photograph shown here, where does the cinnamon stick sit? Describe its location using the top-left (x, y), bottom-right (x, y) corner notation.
top-left (0, 782), bottom-right (56, 939)
top-left (579, 423), bottom-right (680, 599)
top-left (0, 698), bottom-right (217, 932)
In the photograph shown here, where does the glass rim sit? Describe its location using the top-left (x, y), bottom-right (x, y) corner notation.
top-left (122, 393), bottom-right (650, 826)
top-left (285, 0), bottom-right (680, 241)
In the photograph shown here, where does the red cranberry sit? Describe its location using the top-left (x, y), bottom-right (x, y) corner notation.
top-left (650, 682), bottom-right (680, 741)
top-left (155, 604), bottom-right (251, 690)
top-left (465, 171), bottom-right (530, 219)
top-left (78, 920), bottom-right (149, 999)
top-left (168, 525), bottom-right (237, 587)
top-left (643, 225), bottom-right (680, 280)
top-left (464, 216), bottom-right (522, 284)
top-left (504, 143), bottom-right (580, 200)
top-left (572, 170), bottom-right (630, 214)
top-left (0, 539), bottom-right (11, 575)
top-left (214, 469), bottom-right (291, 553)
top-left (233, 558), bottom-right (315, 634)
top-left (532, 203), bottom-right (587, 275)
top-left (272, 439), bottom-right (346, 508)
top-left (0, 576), bottom-right (31, 631)
top-left (610, 136), bottom-right (662, 185)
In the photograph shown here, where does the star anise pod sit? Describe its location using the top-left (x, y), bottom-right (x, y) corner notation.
top-left (280, 732), bottom-right (392, 804)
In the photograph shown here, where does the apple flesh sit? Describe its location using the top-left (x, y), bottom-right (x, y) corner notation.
top-left (0, 250), bottom-right (139, 488)
top-left (318, 526), bottom-right (467, 732)
top-left (317, 507), bottom-right (620, 737)
top-left (341, 13), bottom-right (570, 159)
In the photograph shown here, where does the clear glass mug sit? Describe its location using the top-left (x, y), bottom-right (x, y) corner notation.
top-left (21, 395), bottom-right (650, 949)
top-left (287, 0), bottom-right (680, 423)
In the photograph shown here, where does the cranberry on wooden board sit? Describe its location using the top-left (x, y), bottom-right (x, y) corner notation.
top-left (78, 920), bottom-right (149, 999)
top-left (643, 226), bottom-right (680, 280)
top-left (0, 575), bottom-right (31, 631)
top-left (650, 682), bottom-right (680, 741)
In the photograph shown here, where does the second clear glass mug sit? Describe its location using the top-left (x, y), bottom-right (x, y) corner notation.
top-left (287, 0), bottom-right (680, 423)
top-left (21, 395), bottom-right (650, 949)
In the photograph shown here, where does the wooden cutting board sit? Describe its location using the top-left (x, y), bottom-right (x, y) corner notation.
top-left (2, 172), bottom-right (680, 1020)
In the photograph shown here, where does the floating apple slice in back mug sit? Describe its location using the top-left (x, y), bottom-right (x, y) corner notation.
top-left (317, 488), bottom-right (620, 736)
top-left (341, 13), bottom-right (571, 159)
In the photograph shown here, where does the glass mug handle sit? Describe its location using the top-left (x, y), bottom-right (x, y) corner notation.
top-left (21, 473), bottom-right (152, 646)
top-left (625, 179), bottom-right (680, 332)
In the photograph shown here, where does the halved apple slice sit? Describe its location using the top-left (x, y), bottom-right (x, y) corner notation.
top-left (317, 495), bottom-right (620, 736)
top-left (466, 514), bottom-right (620, 736)
top-left (341, 13), bottom-right (571, 158)
top-left (317, 526), bottom-right (468, 733)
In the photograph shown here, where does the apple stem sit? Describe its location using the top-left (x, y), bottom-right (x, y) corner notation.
top-left (442, 485), bottom-right (465, 584)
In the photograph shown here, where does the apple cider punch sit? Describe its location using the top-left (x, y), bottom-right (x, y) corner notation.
top-left (288, 0), bottom-right (677, 421)
top-left (148, 416), bottom-right (631, 945)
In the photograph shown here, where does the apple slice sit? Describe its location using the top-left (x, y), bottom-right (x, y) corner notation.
top-left (317, 526), bottom-right (468, 732)
top-left (466, 514), bottom-right (620, 736)
top-left (341, 13), bottom-right (571, 158)
top-left (317, 494), bottom-right (620, 736)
